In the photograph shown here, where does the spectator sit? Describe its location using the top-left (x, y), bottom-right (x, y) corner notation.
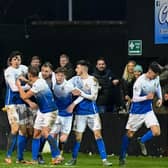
top-left (59, 54), bottom-right (75, 80)
top-left (133, 64), bottom-right (143, 80)
top-left (92, 57), bottom-right (119, 113)
top-left (120, 60), bottom-right (136, 111)
top-left (122, 60), bottom-right (136, 82)
top-left (163, 90), bottom-right (168, 107)
top-left (159, 64), bottom-right (168, 107)
top-left (30, 56), bottom-right (41, 69)
top-left (153, 61), bottom-right (168, 113)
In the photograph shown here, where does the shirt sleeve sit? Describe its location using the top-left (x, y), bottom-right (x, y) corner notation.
top-left (22, 84), bottom-right (31, 91)
top-left (67, 77), bottom-right (75, 87)
top-left (132, 80), bottom-right (147, 102)
top-left (66, 80), bottom-right (76, 92)
top-left (73, 96), bottom-right (84, 105)
top-left (4, 70), bottom-right (18, 91)
top-left (30, 81), bottom-right (41, 94)
top-left (80, 77), bottom-right (99, 101)
top-left (20, 65), bottom-right (28, 75)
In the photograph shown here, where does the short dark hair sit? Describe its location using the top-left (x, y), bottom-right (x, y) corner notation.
top-left (148, 61), bottom-right (161, 74)
top-left (8, 50), bottom-right (22, 62)
top-left (28, 66), bottom-right (39, 77)
top-left (41, 62), bottom-right (53, 70)
top-left (60, 53), bottom-right (69, 61)
top-left (96, 57), bottom-right (106, 63)
top-left (55, 67), bottom-right (67, 74)
top-left (76, 60), bottom-right (90, 67)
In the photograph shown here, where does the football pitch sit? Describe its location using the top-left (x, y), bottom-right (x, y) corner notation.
top-left (0, 151), bottom-right (167, 168)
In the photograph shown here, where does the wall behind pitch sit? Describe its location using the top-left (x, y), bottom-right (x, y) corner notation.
top-left (0, 23), bottom-right (127, 75)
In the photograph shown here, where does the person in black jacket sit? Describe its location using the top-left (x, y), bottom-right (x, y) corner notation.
top-left (92, 57), bottom-right (120, 113)
top-left (156, 56), bottom-right (168, 110)
top-left (152, 63), bottom-right (168, 113)
top-left (159, 65), bottom-right (168, 107)
top-left (59, 54), bottom-right (75, 80)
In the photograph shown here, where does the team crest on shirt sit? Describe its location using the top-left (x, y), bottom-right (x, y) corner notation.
top-left (134, 86), bottom-right (138, 91)
top-left (154, 82), bottom-right (158, 88)
top-left (33, 84), bottom-right (37, 88)
top-left (76, 80), bottom-right (83, 89)
top-left (6, 74), bottom-right (10, 78)
top-left (84, 83), bottom-right (90, 90)
top-left (93, 77), bottom-right (98, 86)
top-left (93, 77), bottom-right (98, 82)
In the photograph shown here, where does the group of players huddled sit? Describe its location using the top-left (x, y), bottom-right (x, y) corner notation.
top-left (3, 50), bottom-right (163, 166)
top-left (3, 51), bottom-right (112, 166)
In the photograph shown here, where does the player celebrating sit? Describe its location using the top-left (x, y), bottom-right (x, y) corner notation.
top-left (4, 51), bottom-right (33, 164)
top-left (37, 62), bottom-right (56, 164)
top-left (16, 66), bottom-right (60, 164)
top-left (119, 62), bottom-right (162, 166)
top-left (51, 67), bottom-right (83, 160)
top-left (65, 60), bottom-right (112, 166)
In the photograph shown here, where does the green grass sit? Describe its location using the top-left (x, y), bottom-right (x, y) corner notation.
top-left (0, 151), bottom-right (167, 168)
